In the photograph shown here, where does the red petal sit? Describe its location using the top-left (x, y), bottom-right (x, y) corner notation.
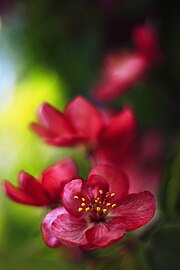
top-left (86, 218), bottom-right (125, 247)
top-left (30, 122), bottom-right (56, 138)
top-left (38, 103), bottom-right (74, 135)
top-left (62, 179), bottom-right (84, 217)
top-left (86, 174), bottom-right (109, 199)
top-left (45, 134), bottom-right (87, 147)
top-left (89, 165), bottom-right (129, 199)
top-left (41, 207), bottom-right (63, 247)
top-left (65, 96), bottom-right (104, 142)
top-left (93, 54), bottom-right (148, 102)
top-left (133, 25), bottom-right (160, 61)
top-left (3, 180), bottom-right (43, 206)
top-left (110, 191), bottom-right (156, 231)
top-left (51, 209), bottom-right (89, 247)
top-left (101, 107), bottom-right (136, 143)
top-left (19, 171), bottom-right (50, 204)
top-left (40, 158), bottom-right (78, 202)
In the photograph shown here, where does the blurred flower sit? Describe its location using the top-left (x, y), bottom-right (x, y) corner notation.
top-left (94, 130), bottom-right (165, 194)
top-left (3, 158), bottom-right (78, 207)
top-left (31, 95), bottom-right (136, 151)
top-left (92, 25), bottom-right (162, 101)
top-left (42, 165), bottom-right (155, 249)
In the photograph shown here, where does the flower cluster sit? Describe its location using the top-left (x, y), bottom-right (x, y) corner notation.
top-left (3, 24), bottom-right (163, 251)
top-left (3, 95), bottom-right (158, 249)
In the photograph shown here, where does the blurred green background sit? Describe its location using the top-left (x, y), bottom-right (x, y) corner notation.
top-left (0, 1), bottom-right (179, 269)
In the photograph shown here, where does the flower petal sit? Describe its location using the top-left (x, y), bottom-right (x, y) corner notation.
top-left (45, 134), bottom-right (87, 147)
top-left (86, 174), bottom-right (109, 199)
top-left (18, 171), bottom-right (50, 204)
top-left (110, 191), bottom-right (156, 231)
top-left (3, 180), bottom-right (42, 206)
top-left (93, 54), bottom-right (148, 101)
top-left (101, 107), bottom-right (136, 143)
top-left (37, 103), bottom-right (74, 134)
top-left (89, 165), bottom-right (129, 199)
top-left (41, 207), bottom-right (63, 247)
top-left (51, 209), bottom-right (89, 247)
top-left (65, 96), bottom-right (104, 142)
top-left (62, 179), bottom-right (84, 217)
top-left (133, 25), bottom-right (161, 62)
top-left (40, 158), bottom-right (78, 202)
top-left (30, 122), bottom-right (56, 138)
top-left (86, 218), bottom-right (125, 247)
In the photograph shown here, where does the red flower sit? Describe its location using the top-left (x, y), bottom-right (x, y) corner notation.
top-left (31, 96), bottom-right (136, 150)
top-left (42, 165), bottom-right (155, 249)
top-left (92, 25), bottom-right (162, 102)
top-left (3, 158), bottom-right (78, 207)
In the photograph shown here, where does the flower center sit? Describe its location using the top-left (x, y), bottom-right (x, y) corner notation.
top-left (73, 189), bottom-right (117, 221)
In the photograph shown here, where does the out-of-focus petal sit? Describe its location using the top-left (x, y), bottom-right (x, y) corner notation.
top-left (89, 165), bottom-right (129, 198)
top-left (38, 103), bottom-right (74, 134)
top-left (45, 134), bottom-right (87, 147)
top-left (41, 158), bottom-right (78, 201)
top-left (101, 107), bottom-right (136, 143)
top-left (51, 210), bottom-right (89, 247)
top-left (30, 122), bottom-right (56, 138)
top-left (110, 191), bottom-right (156, 231)
top-left (18, 171), bottom-right (50, 204)
top-left (41, 207), bottom-right (63, 247)
top-left (65, 96), bottom-right (104, 142)
top-left (86, 218), bottom-right (125, 247)
top-left (93, 53), bottom-right (148, 102)
top-left (133, 25), bottom-right (161, 61)
top-left (3, 181), bottom-right (42, 206)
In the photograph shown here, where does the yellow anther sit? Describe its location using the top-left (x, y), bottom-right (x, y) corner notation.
top-left (103, 209), bottom-right (108, 213)
top-left (74, 195), bottom-right (79, 199)
top-left (99, 189), bottom-right (103, 194)
top-left (96, 207), bottom-right (101, 212)
top-left (106, 203), bottom-right (111, 206)
top-left (78, 207), bottom-right (83, 212)
top-left (112, 204), bottom-right (117, 208)
top-left (82, 198), bottom-right (86, 201)
top-left (81, 203), bottom-right (86, 207)
top-left (85, 207), bottom-right (90, 212)
top-left (110, 193), bottom-right (116, 197)
top-left (95, 197), bottom-right (100, 203)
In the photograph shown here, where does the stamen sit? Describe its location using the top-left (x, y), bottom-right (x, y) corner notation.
top-left (112, 204), bottom-right (117, 208)
top-left (95, 197), bottom-right (100, 203)
top-left (74, 195), bottom-right (79, 199)
top-left (103, 209), bottom-right (107, 213)
top-left (106, 203), bottom-right (111, 206)
top-left (82, 198), bottom-right (86, 201)
top-left (96, 207), bottom-right (101, 212)
top-left (81, 203), bottom-right (86, 207)
top-left (78, 207), bottom-right (83, 212)
top-left (110, 193), bottom-right (115, 197)
top-left (85, 207), bottom-right (90, 212)
top-left (105, 192), bottom-right (110, 197)
top-left (99, 189), bottom-right (103, 194)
